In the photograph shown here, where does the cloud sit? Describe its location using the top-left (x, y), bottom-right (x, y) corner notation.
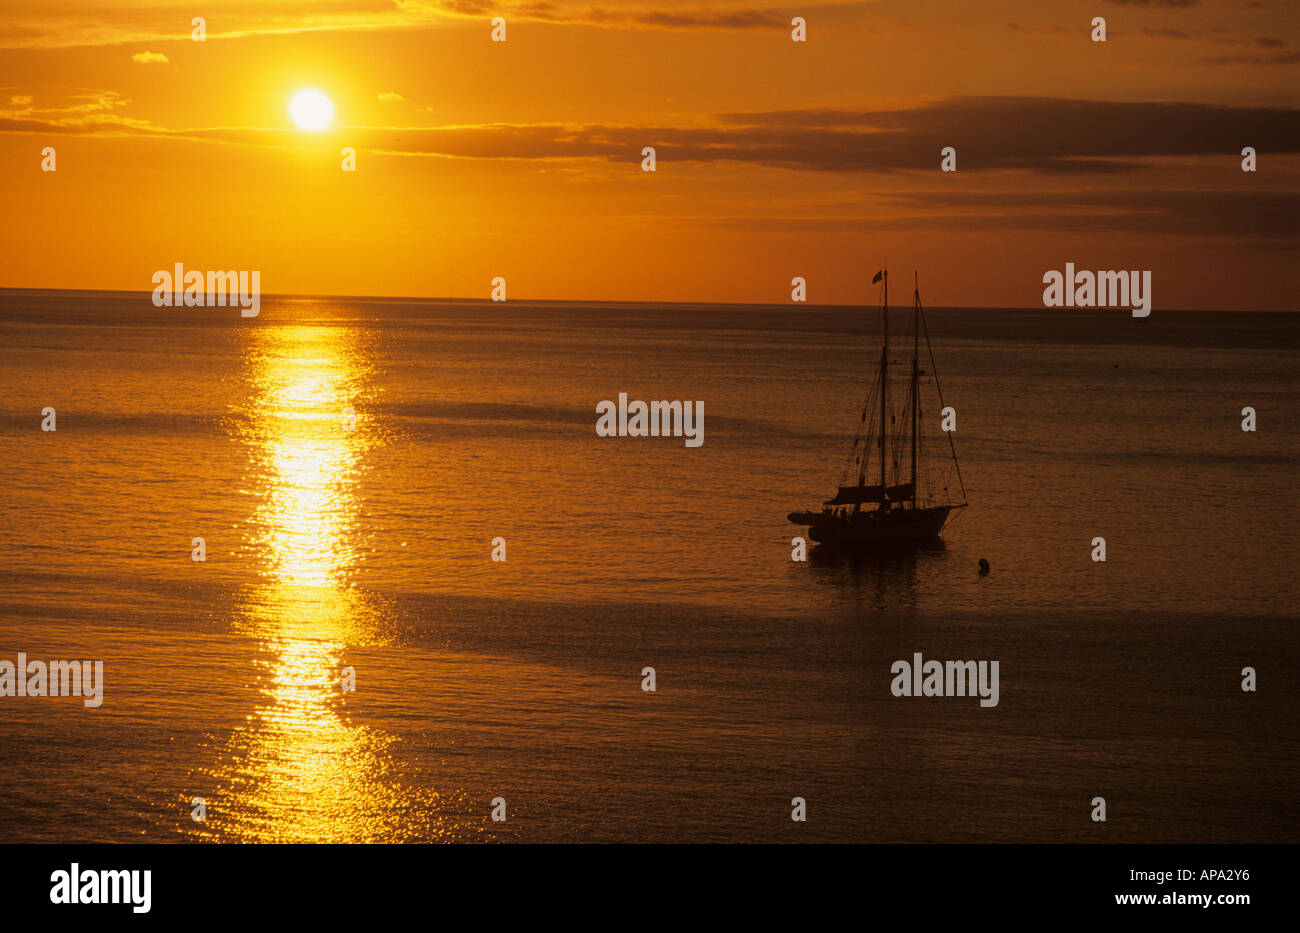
top-left (871, 189), bottom-right (1299, 239)
top-left (0, 0), bottom-right (845, 49)
top-left (682, 189), bottom-right (1298, 242)
top-left (1204, 49), bottom-right (1300, 65)
top-left (1, 87), bottom-right (1293, 249)
top-left (1005, 23), bottom-right (1091, 37)
top-left (600, 8), bottom-right (784, 28)
top-left (405, 1), bottom-right (788, 29)
top-left (1015, 21), bottom-right (1297, 55)
top-left (707, 98), bottom-right (1300, 171)
top-left (3, 96), bottom-right (1298, 178)
top-left (130, 51), bottom-right (168, 64)
top-left (0, 88), bottom-right (130, 121)
top-left (378, 92), bottom-right (404, 102)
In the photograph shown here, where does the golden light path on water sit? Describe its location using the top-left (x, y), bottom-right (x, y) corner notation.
top-left (186, 320), bottom-right (463, 842)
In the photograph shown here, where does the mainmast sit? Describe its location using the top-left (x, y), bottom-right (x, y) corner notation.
top-left (879, 270), bottom-right (888, 500)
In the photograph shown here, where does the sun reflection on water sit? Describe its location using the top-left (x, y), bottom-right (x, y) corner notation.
top-left (185, 320), bottom-right (465, 842)
top-left (251, 328), bottom-right (366, 590)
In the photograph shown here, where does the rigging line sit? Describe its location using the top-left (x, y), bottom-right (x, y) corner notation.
top-left (839, 364), bottom-right (881, 487)
top-left (859, 365), bottom-right (883, 486)
top-left (889, 398), bottom-right (910, 481)
top-left (920, 298), bottom-right (969, 505)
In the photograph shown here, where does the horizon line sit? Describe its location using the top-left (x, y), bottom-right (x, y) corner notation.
top-left (0, 286), bottom-right (1294, 315)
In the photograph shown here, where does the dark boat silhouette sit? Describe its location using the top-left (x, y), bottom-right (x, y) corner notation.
top-left (787, 269), bottom-right (967, 549)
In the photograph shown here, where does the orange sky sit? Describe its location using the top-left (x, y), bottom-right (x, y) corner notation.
top-left (1, 0), bottom-right (1297, 308)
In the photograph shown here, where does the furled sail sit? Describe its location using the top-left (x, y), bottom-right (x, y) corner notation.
top-left (824, 482), bottom-right (915, 505)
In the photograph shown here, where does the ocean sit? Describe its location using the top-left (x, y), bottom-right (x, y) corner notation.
top-left (1, 290), bottom-right (1296, 842)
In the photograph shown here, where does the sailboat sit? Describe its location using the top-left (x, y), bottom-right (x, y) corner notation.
top-left (787, 269), bottom-right (968, 548)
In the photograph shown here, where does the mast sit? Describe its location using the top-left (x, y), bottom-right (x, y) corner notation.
top-left (911, 272), bottom-right (919, 509)
top-left (879, 269), bottom-right (888, 501)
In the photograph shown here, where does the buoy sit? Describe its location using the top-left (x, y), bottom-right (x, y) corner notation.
top-left (978, 558), bottom-right (990, 575)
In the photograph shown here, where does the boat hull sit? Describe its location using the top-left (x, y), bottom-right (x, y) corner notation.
top-left (788, 505), bottom-right (953, 548)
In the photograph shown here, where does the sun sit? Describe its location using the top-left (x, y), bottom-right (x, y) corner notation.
top-left (289, 89), bottom-right (334, 131)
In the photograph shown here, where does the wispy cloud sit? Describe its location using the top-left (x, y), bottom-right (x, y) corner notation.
top-left (1205, 48), bottom-right (1300, 65)
top-left (401, 1), bottom-right (788, 29)
top-left (130, 51), bottom-right (168, 64)
top-left (1105, 0), bottom-right (1199, 7)
top-left (649, 188), bottom-right (1298, 243)
top-left (0, 88), bottom-right (131, 120)
top-left (871, 189), bottom-right (1298, 239)
top-left (1005, 23), bottom-right (1094, 37)
top-left (0, 0), bottom-right (845, 49)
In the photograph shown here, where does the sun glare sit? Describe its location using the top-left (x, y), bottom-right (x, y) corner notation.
top-left (289, 89), bottom-right (334, 131)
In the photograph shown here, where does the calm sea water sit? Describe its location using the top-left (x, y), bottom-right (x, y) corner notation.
top-left (1, 290), bottom-right (1296, 842)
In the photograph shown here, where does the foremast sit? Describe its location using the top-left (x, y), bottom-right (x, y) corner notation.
top-left (911, 273), bottom-right (919, 510)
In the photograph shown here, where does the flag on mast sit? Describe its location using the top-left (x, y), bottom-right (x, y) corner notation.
top-left (872, 270), bottom-right (883, 284)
